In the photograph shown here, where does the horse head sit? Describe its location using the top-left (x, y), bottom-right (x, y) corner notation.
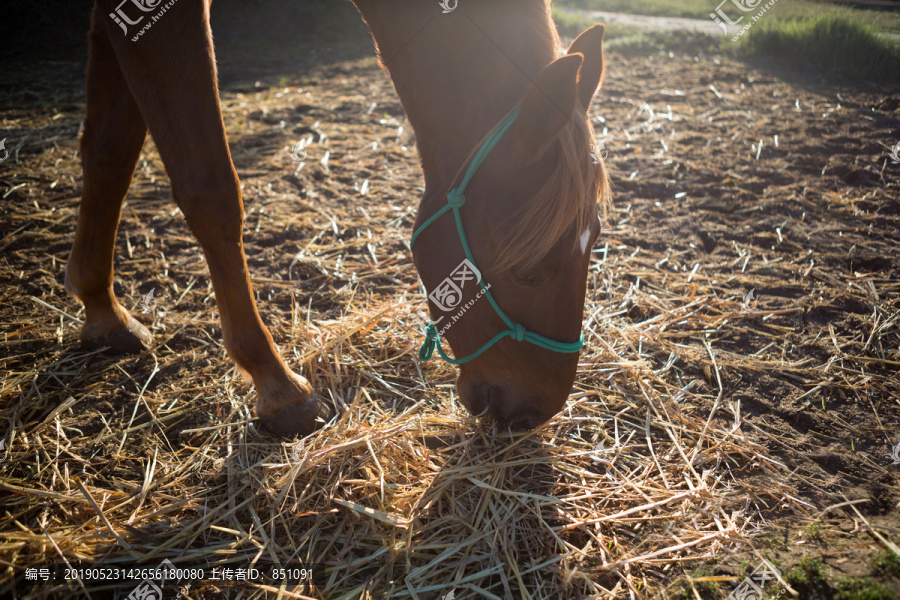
top-left (413, 25), bottom-right (610, 429)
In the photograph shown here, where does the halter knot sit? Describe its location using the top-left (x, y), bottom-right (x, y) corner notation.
top-left (418, 323), bottom-right (439, 361)
top-left (447, 188), bottom-right (466, 208)
top-left (512, 323), bottom-right (526, 342)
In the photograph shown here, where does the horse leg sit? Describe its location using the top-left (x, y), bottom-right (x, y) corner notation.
top-left (82, 0), bottom-right (331, 436)
top-left (65, 4), bottom-right (151, 354)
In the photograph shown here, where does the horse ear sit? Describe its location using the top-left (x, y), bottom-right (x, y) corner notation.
top-left (513, 53), bottom-right (582, 161)
top-left (567, 24), bottom-right (606, 109)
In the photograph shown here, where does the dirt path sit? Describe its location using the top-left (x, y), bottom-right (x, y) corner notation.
top-left (559, 7), bottom-right (737, 36)
top-left (559, 6), bottom-right (900, 41)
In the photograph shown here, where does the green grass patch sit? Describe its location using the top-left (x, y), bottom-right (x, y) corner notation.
top-left (836, 577), bottom-right (895, 600)
top-left (802, 520), bottom-right (823, 540)
top-left (732, 11), bottom-right (900, 84)
top-left (553, 8), bottom-right (643, 39)
top-left (766, 2), bottom-right (900, 34)
top-left (555, 0), bottom-right (900, 34)
top-left (689, 565), bottom-right (723, 596)
top-left (786, 557), bottom-right (827, 589)
top-left (554, 3), bottom-right (900, 84)
top-left (556, 0), bottom-right (707, 19)
top-left (553, 8), bottom-right (718, 55)
top-left (870, 549), bottom-right (900, 577)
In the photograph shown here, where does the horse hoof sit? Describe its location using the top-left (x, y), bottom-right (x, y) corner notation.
top-left (82, 316), bottom-right (152, 354)
top-left (259, 392), bottom-right (335, 437)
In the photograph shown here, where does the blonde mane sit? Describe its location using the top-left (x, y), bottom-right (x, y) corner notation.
top-left (493, 107), bottom-right (610, 272)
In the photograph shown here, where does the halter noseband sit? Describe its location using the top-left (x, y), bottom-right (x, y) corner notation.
top-left (410, 107), bottom-right (585, 365)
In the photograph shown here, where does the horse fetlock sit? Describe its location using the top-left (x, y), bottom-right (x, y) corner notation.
top-left (66, 273), bottom-right (151, 353)
top-left (64, 260), bottom-right (116, 303)
top-left (80, 313), bottom-right (152, 354)
top-left (256, 372), bottom-right (333, 437)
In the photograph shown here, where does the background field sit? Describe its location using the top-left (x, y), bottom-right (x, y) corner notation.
top-left (1, 1), bottom-right (899, 599)
top-left (557, 0), bottom-right (900, 29)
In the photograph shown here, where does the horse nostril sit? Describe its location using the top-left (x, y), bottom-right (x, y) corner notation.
top-left (511, 417), bottom-right (534, 430)
top-left (465, 382), bottom-right (553, 428)
top-left (468, 383), bottom-right (492, 417)
top-left (510, 413), bottom-right (540, 430)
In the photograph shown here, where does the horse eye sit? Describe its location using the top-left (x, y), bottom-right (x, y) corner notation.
top-left (511, 267), bottom-right (540, 285)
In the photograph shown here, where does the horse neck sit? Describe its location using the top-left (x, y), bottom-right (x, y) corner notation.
top-left (354, 0), bottom-right (558, 198)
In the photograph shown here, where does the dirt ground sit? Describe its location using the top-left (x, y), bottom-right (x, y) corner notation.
top-left (595, 49), bottom-right (900, 598)
top-left (1, 8), bottom-right (899, 600)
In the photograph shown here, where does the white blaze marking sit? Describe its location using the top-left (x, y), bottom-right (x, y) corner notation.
top-left (579, 228), bottom-right (592, 255)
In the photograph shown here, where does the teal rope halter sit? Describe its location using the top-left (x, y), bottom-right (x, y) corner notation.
top-left (411, 107), bottom-right (585, 365)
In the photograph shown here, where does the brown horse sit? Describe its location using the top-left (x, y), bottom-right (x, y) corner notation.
top-left (66, 0), bottom-right (609, 436)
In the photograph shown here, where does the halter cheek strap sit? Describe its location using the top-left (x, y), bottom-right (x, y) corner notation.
top-left (410, 107), bottom-right (584, 365)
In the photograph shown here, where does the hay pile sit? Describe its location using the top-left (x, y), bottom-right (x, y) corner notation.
top-left (1, 288), bottom-right (786, 599)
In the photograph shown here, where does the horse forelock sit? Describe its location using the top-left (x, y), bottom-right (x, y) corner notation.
top-left (493, 108), bottom-right (610, 272)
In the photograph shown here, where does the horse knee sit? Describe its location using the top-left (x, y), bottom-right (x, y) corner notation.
top-left (80, 121), bottom-right (143, 184)
top-left (177, 183), bottom-right (245, 246)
